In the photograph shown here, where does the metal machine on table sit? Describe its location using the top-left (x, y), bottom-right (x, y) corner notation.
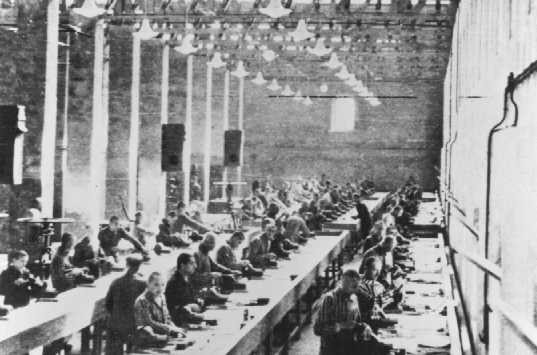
top-left (16, 216), bottom-right (74, 278)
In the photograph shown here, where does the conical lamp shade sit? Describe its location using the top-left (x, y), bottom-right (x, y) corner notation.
top-left (208, 52), bottom-right (226, 69)
top-left (302, 96), bottom-right (313, 106)
top-left (231, 61), bottom-right (249, 78)
top-left (293, 90), bottom-right (303, 101)
top-left (345, 74), bottom-right (359, 87)
top-left (322, 52), bottom-right (342, 69)
top-left (267, 79), bottom-right (281, 91)
top-left (72, 0), bottom-right (105, 18)
top-left (134, 18), bottom-right (159, 40)
top-left (290, 19), bottom-right (314, 42)
top-left (252, 72), bottom-right (267, 85)
top-left (259, 0), bottom-right (292, 19)
top-left (335, 65), bottom-right (351, 80)
top-left (281, 85), bottom-right (294, 96)
top-left (307, 37), bottom-right (332, 57)
top-left (174, 34), bottom-right (199, 55)
top-left (262, 49), bottom-right (277, 62)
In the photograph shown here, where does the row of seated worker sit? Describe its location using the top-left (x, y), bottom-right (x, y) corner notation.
top-left (0, 175), bottom-right (374, 349)
top-left (313, 178), bottom-right (425, 355)
top-left (239, 176), bottom-right (376, 235)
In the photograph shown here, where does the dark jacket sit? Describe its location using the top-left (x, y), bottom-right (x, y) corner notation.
top-left (0, 266), bottom-right (42, 308)
top-left (355, 202), bottom-right (372, 236)
top-left (98, 226), bottom-right (145, 258)
top-left (165, 272), bottom-right (199, 325)
top-left (105, 272), bottom-right (146, 336)
top-left (50, 252), bottom-right (76, 292)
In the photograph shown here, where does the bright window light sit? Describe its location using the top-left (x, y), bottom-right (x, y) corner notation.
top-left (329, 98), bottom-right (356, 132)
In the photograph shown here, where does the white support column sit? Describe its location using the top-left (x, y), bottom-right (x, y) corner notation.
top-left (203, 63), bottom-right (213, 208)
top-left (183, 55), bottom-right (193, 204)
top-left (159, 43), bottom-right (170, 218)
top-left (222, 70), bottom-right (230, 198)
top-left (60, 32), bottom-right (71, 218)
top-left (89, 20), bottom-right (107, 232)
top-left (237, 76), bottom-right (245, 196)
top-left (128, 35), bottom-right (141, 218)
top-left (41, 0), bottom-right (60, 218)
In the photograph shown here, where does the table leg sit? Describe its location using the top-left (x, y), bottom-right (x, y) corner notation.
top-left (81, 327), bottom-right (91, 354)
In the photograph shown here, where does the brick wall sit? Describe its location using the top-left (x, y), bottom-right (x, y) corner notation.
top-left (0, 17), bottom-right (448, 250)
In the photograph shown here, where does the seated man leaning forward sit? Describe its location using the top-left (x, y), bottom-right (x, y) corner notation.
top-left (192, 232), bottom-right (239, 289)
top-left (216, 231), bottom-right (262, 276)
top-left (98, 216), bottom-right (149, 262)
top-left (165, 253), bottom-right (206, 326)
top-left (134, 272), bottom-right (186, 348)
top-left (172, 201), bottom-right (213, 235)
top-left (248, 218), bottom-right (278, 269)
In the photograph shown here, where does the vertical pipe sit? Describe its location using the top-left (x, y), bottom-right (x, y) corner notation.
top-left (203, 63), bottom-right (213, 208)
top-left (89, 20), bottom-right (106, 233)
top-left (41, 0), bottom-right (60, 218)
top-left (183, 55), bottom-right (193, 204)
top-left (222, 70), bottom-right (230, 197)
top-left (60, 32), bottom-right (71, 218)
top-left (128, 35), bottom-right (141, 219)
top-left (159, 43), bottom-right (170, 218)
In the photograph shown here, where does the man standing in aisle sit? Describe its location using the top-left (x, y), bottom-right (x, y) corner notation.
top-left (314, 269), bottom-right (374, 355)
top-left (105, 256), bottom-right (146, 355)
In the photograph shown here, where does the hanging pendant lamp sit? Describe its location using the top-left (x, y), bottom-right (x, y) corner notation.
top-left (174, 34), bottom-right (199, 55)
top-left (281, 84), bottom-right (294, 96)
top-left (134, 18), bottom-right (159, 40)
top-left (259, 0), bottom-right (292, 19)
top-left (262, 49), bottom-right (277, 62)
top-left (267, 79), bottom-right (282, 91)
top-left (290, 19), bottom-right (314, 42)
top-left (322, 52), bottom-right (342, 69)
top-left (208, 52), bottom-right (226, 69)
top-left (73, 0), bottom-right (105, 18)
top-left (335, 65), bottom-right (351, 80)
top-left (302, 96), bottom-right (313, 106)
top-left (293, 90), bottom-right (303, 101)
top-left (231, 60), bottom-right (249, 78)
top-left (251, 72), bottom-right (267, 85)
top-left (307, 37), bottom-right (332, 57)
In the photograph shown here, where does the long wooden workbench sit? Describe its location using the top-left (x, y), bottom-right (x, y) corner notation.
top-left (0, 193), bottom-right (388, 355)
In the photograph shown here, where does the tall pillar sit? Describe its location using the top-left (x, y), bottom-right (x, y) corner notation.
top-left (128, 35), bottom-right (141, 218)
top-left (60, 32), bottom-right (71, 218)
top-left (89, 20), bottom-right (107, 232)
top-left (183, 55), bottom-right (193, 204)
top-left (221, 70), bottom-right (230, 198)
top-left (203, 64), bottom-right (213, 208)
top-left (237, 76), bottom-right (245, 196)
top-left (41, 0), bottom-right (60, 218)
top-left (159, 43), bottom-right (170, 217)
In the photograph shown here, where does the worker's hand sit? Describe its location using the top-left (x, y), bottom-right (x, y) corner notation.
top-left (337, 320), bottom-right (357, 331)
top-left (14, 278), bottom-right (28, 286)
top-left (361, 324), bottom-right (374, 340)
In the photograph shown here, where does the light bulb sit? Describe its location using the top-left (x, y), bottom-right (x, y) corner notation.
top-left (320, 83), bottom-right (328, 93)
top-left (262, 49), bottom-right (277, 62)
